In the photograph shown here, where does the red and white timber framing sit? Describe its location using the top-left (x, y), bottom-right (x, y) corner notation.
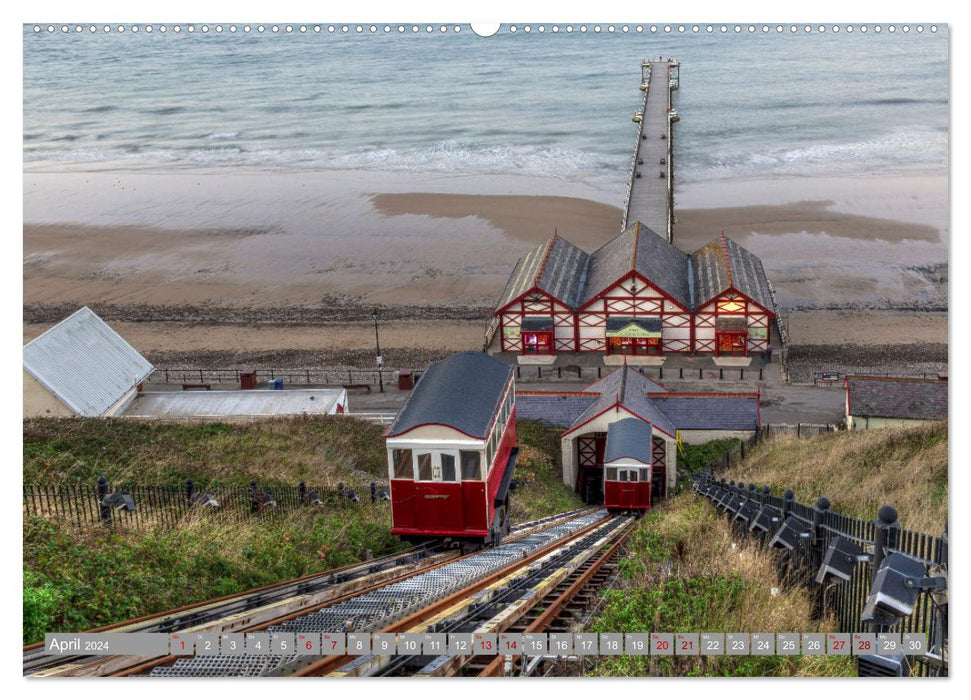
top-left (692, 288), bottom-right (772, 355)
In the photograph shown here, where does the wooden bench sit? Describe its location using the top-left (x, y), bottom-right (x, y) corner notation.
top-left (342, 383), bottom-right (372, 393)
top-left (182, 383), bottom-right (212, 391)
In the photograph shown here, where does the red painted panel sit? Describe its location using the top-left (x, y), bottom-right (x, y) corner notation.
top-left (604, 481), bottom-right (651, 510)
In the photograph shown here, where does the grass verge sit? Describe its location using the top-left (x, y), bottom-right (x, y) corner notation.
top-left (589, 494), bottom-right (855, 677)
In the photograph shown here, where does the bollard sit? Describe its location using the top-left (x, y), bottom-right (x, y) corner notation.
top-left (185, 478), bottom-right (194, 503)
top-left (299, 481), bottom-right (307, 504)
top-left (97, 476), bottom-right (111, 526)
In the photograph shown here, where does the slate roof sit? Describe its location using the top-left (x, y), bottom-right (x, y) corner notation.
top-left (515, 393), bottom-right (598, 428)
top-left (495, 234), bottom-right (589, 311)
top-left (23, 307), bottom-right (154, 417)
top-left (846, 377), bottom-right (948, 421)
top-left (569, 366), bottom-right (678, 437)
top-left (649, 394), bottom-right (761, 430)
top-left (522, 367), bottom-right (760, 436)
top-left (386, 352), bottom-right (513, 438)
top-left (604, 418), bottom-right (654, 464)
top-left (690, 234), bottom-right (774, 312)
top-left (495, 227), bottom-right (770, 315)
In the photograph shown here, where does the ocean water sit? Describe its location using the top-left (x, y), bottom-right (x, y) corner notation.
top-left (23, 25), bottom-right (949, 190)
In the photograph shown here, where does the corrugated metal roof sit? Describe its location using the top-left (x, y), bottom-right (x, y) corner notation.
top-left (847, 377), bottom-right (947, 420)
top-left (23, 307), bottom-right (154, 417)
top-left (124, 389), bottom-right (345, 419)
top-left (651, 395), bottom-right (760, 430)
top-left (604, 418), bottom-right (654, 464)
top-left (386, 352), bottom-right (513, 438)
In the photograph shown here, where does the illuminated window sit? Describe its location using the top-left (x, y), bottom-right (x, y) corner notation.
top-left (718, 296), bottom-right (745, 313)
top-left (392, 449), bottom-right (413, 479)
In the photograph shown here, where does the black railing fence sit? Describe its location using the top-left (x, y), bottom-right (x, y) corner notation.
top-left (690, 471), bottom-right (948, 677)
top-left (23, 477), bottom-right (388, 530)
top-left (149, 363), bottom-right (767, 388)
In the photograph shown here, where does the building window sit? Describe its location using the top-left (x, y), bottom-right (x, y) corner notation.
top-left (460, 451), bottom-right (482, 480)
top-left (392, 449), bottom-right (413, 479)
top-left (441, 454), bottom-right (457, 482)
top-left (416, 452), bottom-right (434, 481)
top-left (607, 337), bottom-right (661, 356)
top-left (522, 330), bottom-right (553, 355)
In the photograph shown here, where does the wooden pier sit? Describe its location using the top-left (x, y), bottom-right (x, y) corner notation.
top-left (621, 58), bottom-right (679, 243)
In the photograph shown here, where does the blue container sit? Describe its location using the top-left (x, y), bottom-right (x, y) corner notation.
top-left (271, 378), bottom-right (284, 390)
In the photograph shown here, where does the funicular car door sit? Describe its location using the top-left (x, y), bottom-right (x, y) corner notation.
top-left (413, 450), bottom-right (464, 531)
top-left (615, 468), bottom-right (640, 508)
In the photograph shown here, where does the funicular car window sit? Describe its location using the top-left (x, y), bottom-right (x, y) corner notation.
top-left (392, 449), bottom-right (413, 479)
top-left (460, 451), bottom-right (481, 480)
top-left (441, 454), bottom-right (457, 482)
top-left (606, 467), bottom-right (618, 481)
top-left (416, 452), bottom-right (433, 481)
top-left (640, 468), bottom-right (650, 482)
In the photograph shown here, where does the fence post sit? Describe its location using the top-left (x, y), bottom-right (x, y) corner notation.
top-left (185, 478), bottom-right (194, 505)
top-left (782, 489), bottom-right (795, 520)
top-left (250, 481), bottom-right (260, 516)
top-left (371, 482), bottom-right (377, 504)
top-left (97, 476), bottom-right (111, 527)
top-left (679, 367), bottom-right (683, 379)
top-left (659, 367), bottom-right (663, 380)
top-left (759, 367), bottom-right (763, 380)
top-left (719, 368), bottom-right (723, 380)
top-left (298, 481), bottom-right (307, 504)
top-left (810, 497), bottom-right (831, 618)
top-left (873, 505), bottom-right (900, 573)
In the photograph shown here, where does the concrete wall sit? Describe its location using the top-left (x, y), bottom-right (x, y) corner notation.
top-left (678, 429), bottom-right (757, 444)
top-left (847, 415), bottom-right (933, 431)
top-left (23, 370), bottom-right (74, 418)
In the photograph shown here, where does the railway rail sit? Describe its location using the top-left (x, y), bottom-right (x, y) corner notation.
top-left (25, 507), bottom-right (597, 677)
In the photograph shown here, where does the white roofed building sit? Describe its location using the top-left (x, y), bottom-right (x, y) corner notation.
top-left (23, 307), bottom-right (154, 418)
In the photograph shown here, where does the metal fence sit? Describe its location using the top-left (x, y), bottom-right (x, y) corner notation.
top-left (23, 477), bottom-right (388, 530)
top-left (148, 367), bottom-right (403, 387)
top-left (149, 363), bottom-right (767, 389)
top-left (690, 471), bottom-right (948, 677)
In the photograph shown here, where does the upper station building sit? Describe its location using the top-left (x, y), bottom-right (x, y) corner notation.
top-left (490, 224), bottom-right (777, 364)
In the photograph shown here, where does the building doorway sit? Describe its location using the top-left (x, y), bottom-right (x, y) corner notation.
top-left (576, 432), bottom-right (606, 504)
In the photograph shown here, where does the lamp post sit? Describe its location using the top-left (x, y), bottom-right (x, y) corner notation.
top-left (373, 309), bottom-right (384, 393)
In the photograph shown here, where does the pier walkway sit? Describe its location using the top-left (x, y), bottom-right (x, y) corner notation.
top-left (621, 58), bottom-right (679, 242)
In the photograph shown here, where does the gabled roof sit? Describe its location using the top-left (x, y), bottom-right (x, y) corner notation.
top-left (690, 233), bottom-right (774, 312)
top-left (579, 222), bottom-right (691, 309)
top-left (495, 234), bottom-right (590, 310)
top-left (386, 352), bottom-right (513, 438)
top-left (522, 367), bottom-right (760, 437)
top-left (23, 306), bottom-right (154, 417)
top-left (846, 376), bottom-right (947, 421)
top-left (649, 393), bottom-right (761, 430)
top-left (568, 366), bottom-right (677, 437)
top-left (604, 418), bottom-right (654, 464)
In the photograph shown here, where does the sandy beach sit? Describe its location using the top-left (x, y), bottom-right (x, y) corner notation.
top-left (23, 167), bottom-right (948, 371)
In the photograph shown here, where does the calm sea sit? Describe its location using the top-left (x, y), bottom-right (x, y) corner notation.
top-left (23, 25), bottom-right (949, 190)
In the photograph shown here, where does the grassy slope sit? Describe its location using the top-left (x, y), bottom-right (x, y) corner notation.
top-left (724, 421), bottom-right (947, 534)
top-left (591, 495), bottom-right (854, 677)
top-left (23, 418), bottom-right (579, 644)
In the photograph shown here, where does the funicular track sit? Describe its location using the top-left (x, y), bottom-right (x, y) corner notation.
top-left (139, 509), bottom-right (618, 677)
top-left (26, 507), bottom-right (596, 677)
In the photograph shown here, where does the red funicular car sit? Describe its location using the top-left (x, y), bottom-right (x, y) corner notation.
top-left (603, 418), bottom-right (653, 514)
top-left (386, 352), bottom-right (518, 545)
